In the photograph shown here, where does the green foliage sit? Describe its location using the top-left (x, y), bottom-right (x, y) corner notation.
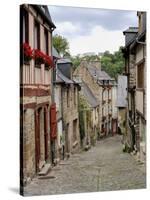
top-left (52, 33), bottom-right (124, 79)
top-left (71, 56), bottom-right (81, 70)
top-left (101, 47), bottom-right (124, 79)
top-left (79, 95), bottom-right (90, 141)
top-left (53, 34), bottom-right (70, 57)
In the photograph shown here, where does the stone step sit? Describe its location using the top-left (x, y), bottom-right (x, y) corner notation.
top-left (38, 163), bottom-right (51, 176)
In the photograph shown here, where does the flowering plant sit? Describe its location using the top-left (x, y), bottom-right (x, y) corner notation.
top-left (23, 43), bottom-right (33, 61)
top-left (33, 49), bottom-right (45, 65)
top-left (44, 54), bottom-right (54, 68)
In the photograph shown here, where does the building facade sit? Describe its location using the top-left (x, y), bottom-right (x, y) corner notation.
top-left (79, 81), bottom-right (99, 149)
top-left (20, 4), bottom-right (56, 187)
top-left (73, 60), bottom-right (117, 138)
top-left (54, 58), bottom-right (81, 159)
top-left (122, 12), bottom-right (146, 161)
top-left (116, 75), bottom-right (127, 147)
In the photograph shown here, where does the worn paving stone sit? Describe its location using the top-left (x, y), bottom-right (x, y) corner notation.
top-left (24, 135), bottom-right (146, 196)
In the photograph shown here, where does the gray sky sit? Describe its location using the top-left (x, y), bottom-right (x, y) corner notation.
top-left (49, 5), bottom-right (138, 55)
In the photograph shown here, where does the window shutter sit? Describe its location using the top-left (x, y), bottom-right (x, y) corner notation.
top-left (50, 103), bottom-right (57, 140)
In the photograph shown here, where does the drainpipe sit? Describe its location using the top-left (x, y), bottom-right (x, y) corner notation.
top-left (135, 37), bottom-right (146, 45)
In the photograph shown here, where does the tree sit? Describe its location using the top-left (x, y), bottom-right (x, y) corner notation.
top-left (53, 34), bottom-right (70, 57)
top-left (101, 47), bottom-right (124, 79)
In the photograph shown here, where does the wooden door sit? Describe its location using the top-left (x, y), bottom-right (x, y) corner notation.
top-left (65, 124), bottom-right (69, 153)
top-left (44, 106), bottom-right (48, 161)
top-left (35, 109), bottom-right (41, 172)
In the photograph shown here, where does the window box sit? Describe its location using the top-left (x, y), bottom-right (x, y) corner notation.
top-left (33, 49), bottom-right (45, 65)
top-left (22, 43), bottom-right (33, 64)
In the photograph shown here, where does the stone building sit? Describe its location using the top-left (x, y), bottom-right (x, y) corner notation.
top-left (122, 12), bottom-right (146, 162)
top-left (20, 4), bottom-right (56, 188)
top-left (79, 81), bottom-right (99, 149)
top-left (53, 58), bottom-right (81, 159)
top-left (73, 60), bottom-right (117, 137)
top-left (116, 75), bottom-right (127, 146)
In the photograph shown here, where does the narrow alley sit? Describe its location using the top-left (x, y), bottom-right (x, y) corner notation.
top-left (24, 135), bottom-right (146, 196)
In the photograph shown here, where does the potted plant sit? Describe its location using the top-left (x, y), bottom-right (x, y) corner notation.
top-left (33, 49), bottom-right (45, 66)
top-left (44, 54), bottom-right (54, 69)
top-left (22, 43), bottom-right (33, 63)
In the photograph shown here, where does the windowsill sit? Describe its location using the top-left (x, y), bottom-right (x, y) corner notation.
top-left (45, 65), bottom-right (50, 70)
top-left (35, 64), bottom-right (41, 68)
top-left (136, 88), bottom-right (144, 91)
top-left (23, 60), bottom-right (30, 65)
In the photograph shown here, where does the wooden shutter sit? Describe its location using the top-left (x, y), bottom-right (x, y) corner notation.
top-left (50, 103), bottom-right (57, 140)
top-left (44, 107), bottom-right (48, 160)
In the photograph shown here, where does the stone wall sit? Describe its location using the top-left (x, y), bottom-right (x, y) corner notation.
top-left (129, 54), bottom-right (136, 87)
top-left (62, 84), bottom-right (80, 155)
top-left (23, 109), bottom-right (36, 185)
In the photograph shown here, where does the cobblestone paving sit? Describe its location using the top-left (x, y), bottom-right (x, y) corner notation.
top-left (24, 135), bottom-right (146, 196)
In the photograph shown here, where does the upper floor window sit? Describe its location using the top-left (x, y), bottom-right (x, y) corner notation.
top-left (67, 88), bottom-right (70, 107)
top-left (74, 87), bottom-right (77, 106)
top-left (20, 8), bottom-right (29, 44)
top-left (137, 63), bottom-right (144, 89)
top-left (20, 7), bottom-right (29, 65)
top-left (44, 28), bottom-right (49, 55)
top-left (34, 21), bottom-right (40, 50)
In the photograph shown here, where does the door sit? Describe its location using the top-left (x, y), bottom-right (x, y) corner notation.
top-left (35, 109), bottom-right (41, 172)
top-left (44, 106), bottom-right (48, 161)
top-left (65, 123), bottom-right (69, 153)
top-left (50, 103), bottom-right (57, 164)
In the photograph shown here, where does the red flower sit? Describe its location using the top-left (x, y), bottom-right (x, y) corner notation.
top-left (33, 49), bottom-right (45, 64)
top-left (22, 43), bottom-right (33, 61)
top-left (44, 54), bottom-right (55, 68)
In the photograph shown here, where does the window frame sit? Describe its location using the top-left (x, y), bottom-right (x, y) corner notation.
top-left (34, 20), bottom-right (41, 68)
top-left (137, 62), bottom-right (144, 89)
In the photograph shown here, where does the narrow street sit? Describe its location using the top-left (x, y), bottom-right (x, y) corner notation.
top-left (24, 135), bottom-right (146, 196)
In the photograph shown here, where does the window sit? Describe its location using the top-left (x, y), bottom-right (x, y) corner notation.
top-left (20, 8), bottom-right (29, 44)
top-left (67, 89), bottom-right (69, 107)
top-left (73, 119), bottom-right (77, 142)
top-left (34, 21), bottom-right (40, 67)
top-left (137, 63), bottom-right (144, 88)
top-left (34, 21), bottom-right (40, 50)
top-left (74, 87), bottom-right (76, 106)
top-left (44, 28), bottom-right (49, 70)
top-left (20, 7), bottom-right (29, 65)
top-left (44, 29), bottom-right (48, 54)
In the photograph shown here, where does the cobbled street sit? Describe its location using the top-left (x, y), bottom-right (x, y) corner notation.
top-left (24, 135), bottom-right (146, 196)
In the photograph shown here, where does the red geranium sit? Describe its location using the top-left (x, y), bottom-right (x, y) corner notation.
top-left (33, 49), bottom-right (45, 65)
top-left (44, 54), bottom-right (54, 68)
top-left (23, 43), bottom-right (33, 61)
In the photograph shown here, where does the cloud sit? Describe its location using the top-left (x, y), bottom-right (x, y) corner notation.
top-left (48, 5), bottom-right (138, 55)
top-left (68, 25), bottom-right (124, 55)
top-left (49, 5), bottom-right (137, 34)
top-left (54, 21), bottom-right (82, 37)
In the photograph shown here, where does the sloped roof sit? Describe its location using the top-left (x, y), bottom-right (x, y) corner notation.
top-left (57, 58), bottom-right (72, 64)
top-left (123, 27), bottom-right (138, 34)
top-left (87, 65), bottom-right (113, 80)
top-left (81, 81), bottom-right (99, 108)
top-left (116, 75), bottom-right (127, 107)
top-left (52, 46), bottom-right (61, 58)
top-left (32, 5), bottom-right (56, 28)
top-left (55, 69), bottom-right (73, 84)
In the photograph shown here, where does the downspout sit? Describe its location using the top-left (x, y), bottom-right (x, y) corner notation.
top-left (135, 37), bottom-right (146, 45)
